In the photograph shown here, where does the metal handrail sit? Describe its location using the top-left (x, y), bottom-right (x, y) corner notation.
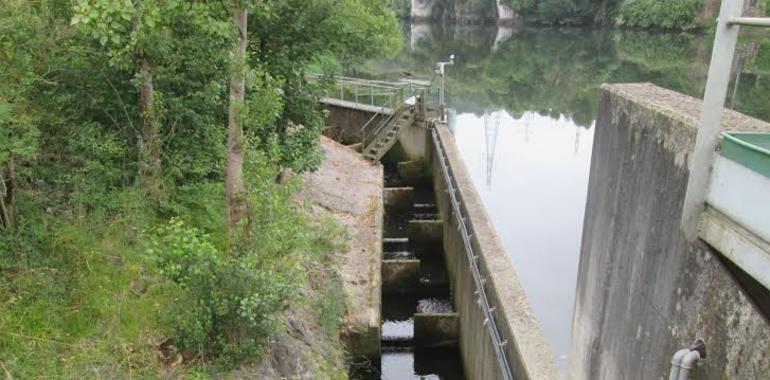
top-left (727, 16), bottom-right (770, 26)
top-left (307, 73), bottom-right (430, 108)
top-left (359, 108), bottom-right (388, 146)
top-left (360, 89), bottom-right (401, 146)
top-left (363, 99), bottom-right (409, 148)
top-left (431, 126), bottom-right (514, 380)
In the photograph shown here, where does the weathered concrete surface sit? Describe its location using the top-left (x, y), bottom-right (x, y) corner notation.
top-left (409, 220), bottom-right (443, 245)
top-left (569, 83), bottom-right (770, 380)
top-left (397, 122), bottom-right (430, 161)
top-left (321, 98), bottom-right (391, 145)
top-left (383, 187), bottom-right (415, 208)
top-left (430, 123), bottom-right (560, 380)
top-left (347, 142), bottom-right (362, 153)
top-left (414, 312), bottom-right (460, 347)
top-left (398, 159), bottom-right (427, 182)
top-left (382, 259), bottom-right (421, 293)
top-left (300, 136), bottom-right (383, 359)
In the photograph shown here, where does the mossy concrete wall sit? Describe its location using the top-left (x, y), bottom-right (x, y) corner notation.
top-left (409, 220), bottom-right (443, 245)
top-left (397, 121), bottom-right (430, 161)
top-left (382, 259), bottom-right (420, 294)
top-left (383, 187), bottom-right (415, 208)
top-left (321, 98), bottom-right (391, 145)
top-left (398, 160), bottom-right (428, 182)
top-left (569, 83), bottom-right (770, 380)
top-left (429, 123), bottom-right (560, 380)
top-left (414, 312), bottom-right (459, 347)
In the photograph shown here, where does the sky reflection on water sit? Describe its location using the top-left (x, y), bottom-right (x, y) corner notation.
top-left (451, 110), bottom-right (594, 369)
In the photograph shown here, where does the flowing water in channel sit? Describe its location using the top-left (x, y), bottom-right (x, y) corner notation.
top-left (355, 24), bottom-right (770, 372)
top-left (352, 167), bottom-right (466, 379)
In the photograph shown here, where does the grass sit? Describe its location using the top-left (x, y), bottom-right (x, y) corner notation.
top-left (1, 187), bottom-right (356, 379)
top-left (0, 201), bottom-right (180, 378)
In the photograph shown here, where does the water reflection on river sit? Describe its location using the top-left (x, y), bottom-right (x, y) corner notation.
top-left (357, 21), bottom-right (770, 374)
top-left (451, 110), bottom-right (594, 369)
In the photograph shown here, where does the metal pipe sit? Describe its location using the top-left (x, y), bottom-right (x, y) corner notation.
top-left (727, 17), bottom-right (770, 27)
top-left (668, 349), bottom-right (691, 380)
top-left (435, 55), bottom-right (454, 121)
top-left (677, 351), bottom-right (702, 380)
top-left (680, 0), bottom-right (745, 240)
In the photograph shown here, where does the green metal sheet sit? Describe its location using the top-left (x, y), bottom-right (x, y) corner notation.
top-left (720, 132), bottom-right (770, 179)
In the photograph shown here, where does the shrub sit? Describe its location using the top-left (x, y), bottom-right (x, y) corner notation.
top-left (145, 219), bottom-right (296, 367)
top-left (617, 0), bottom-right (703, 29)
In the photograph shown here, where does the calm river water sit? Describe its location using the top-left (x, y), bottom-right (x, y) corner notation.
top-left (357, 23), bottom-right (770, 373)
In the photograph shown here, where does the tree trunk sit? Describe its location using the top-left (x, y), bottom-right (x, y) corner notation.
top-left (226, 7), bottom-right (249, 233)
top-left (0, 194), bottom-right (9, 231)
top-left (139, 59), bottom-right (161, 197)
top-left (0, 155), bottom-right (14, 231)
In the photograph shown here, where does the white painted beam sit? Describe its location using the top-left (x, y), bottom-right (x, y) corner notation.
top-left (700, 207), bottom-right (770, 290)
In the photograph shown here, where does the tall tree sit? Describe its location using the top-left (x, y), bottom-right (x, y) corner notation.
top-left (227, 4), bottom-right (249, 232)
top-left (0, 1), bottom-right (50, 231)
top-left (71, 0), bottom-right (178, 197)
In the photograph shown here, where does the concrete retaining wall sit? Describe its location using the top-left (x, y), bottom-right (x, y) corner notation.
top-left (301, 137), bottom-right (383, 359)
top-left (321, 98), bottom-right (391, 145)
top-left (398, 123), bottom-right (431, 162)
top-left (414, 312), bottom-right (460, 347)
top-left (429, 123), bottom-right (560, 380)
top-left (569, 83), bottom-right (770, 380)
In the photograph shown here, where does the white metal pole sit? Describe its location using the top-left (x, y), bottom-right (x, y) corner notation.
top-left (441, 68), bottom-right (446, 121)
top-left (681, 0), bottom-right (745, 241)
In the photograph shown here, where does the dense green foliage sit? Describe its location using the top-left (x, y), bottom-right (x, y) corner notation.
top-left (0, 0), bottom-right (399, 377)
top-left (506, 0), bottom-right (727, 29)
top-left (504, 0), bottom-right (621, 25)
top-left (616, 0), bottom-right (703, 29)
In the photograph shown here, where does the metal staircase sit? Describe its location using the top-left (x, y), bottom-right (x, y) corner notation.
top-left (361, 103), bottom-right (415, 161)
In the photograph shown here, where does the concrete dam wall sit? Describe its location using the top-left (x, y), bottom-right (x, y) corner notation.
top-left (321, 98), bottom-right (559, 379)
top-left (322, 98), bottom-right (392, 145)
top-left (570, 83), bottom-right (770, 380)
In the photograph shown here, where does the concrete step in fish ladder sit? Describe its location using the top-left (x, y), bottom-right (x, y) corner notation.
top-left (413, 312), bottom-right (459, 348)
top-left (382, 259), bottom-right (420, 294)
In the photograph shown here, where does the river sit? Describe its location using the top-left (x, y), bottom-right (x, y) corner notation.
top-left (355, 23), bottom-right (770, 373)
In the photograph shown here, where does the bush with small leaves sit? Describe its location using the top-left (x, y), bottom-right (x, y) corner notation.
top-left (146, 218), bottom-right (296, 367)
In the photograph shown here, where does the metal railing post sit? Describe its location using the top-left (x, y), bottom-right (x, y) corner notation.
top-left (681, 0), bottom-right (745, 240)
top-left (419, 90), bottom-right (427, 121)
